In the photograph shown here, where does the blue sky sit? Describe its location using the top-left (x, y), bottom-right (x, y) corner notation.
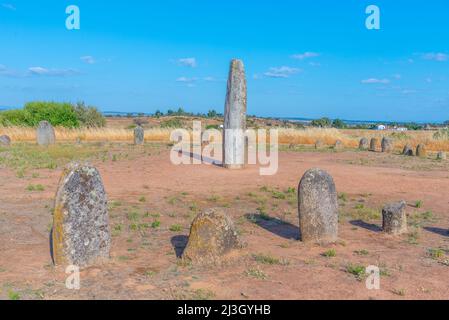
top-left (0, 0), bottom-right (448, 122)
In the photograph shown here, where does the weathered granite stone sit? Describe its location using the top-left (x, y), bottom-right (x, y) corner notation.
top-left (223, 59), bottom-right (247, 169)
top-left (437, 151), bottom-right (446, 160)
top-left (369, 138), bottom-right (378, 152)
top-left (134, 126), bottom-right (144, 145)
top-left (359, 138), bottom-right (369, 150)
top-left (52, 162), bottom-right (110, 267)
top-left (416, 144), bottom-right (427, 158)
top-left (402, 144), bottom-right (414, 156)
top-left (315, 140), bottom-right (324, 149)
top-left (381, 137), bottom-right (394, 153)
top-left (382, 201), bottom-right (407, 235)
top-left (298, 168), bottom-right (338, 243)
top-left (0, 135), bottom-right (11, 147)
top-left (37, 121), bottom-right (56, 146)
top-left (183, 208), bottom-right (241, 263)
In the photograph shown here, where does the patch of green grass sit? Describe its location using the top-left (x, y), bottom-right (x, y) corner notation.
top-left (322, 249), bottom-right (337, 258)
top-left (138, 196), bottom-right (146, 203)
top-left (342, 205), bottom-right (381, 221)
top-left (415, 200), bottom-right (423, 208)
top-left (406, 228), bottom-right (420, 245)
top-left (0, 143), bottom-right (106, 171)
top-left (112, 224), bottom-right (123, 237)
top-left (191, 289), bottom-right (215, 300)
top-left (272, 191), bottom-right (286, 200)
top-left (392, 288), bottom-right (406, 296)
top-left (8, 290), bottom-right (20, 300)
top-left (245, 267), bottom-right (267, 280)
top-left (151, 220), bottom-right (161, 229)
top-left (207, 195), bottom-right (220, 202)
top-left (346, 264), bottom-right (366, 281)
top-left (354, 249), bottom-right (369, 256)
top-left (127, 211), bottom-right (140, 221)
top-left (26, 184), bottom-right (45, 192)
top-left (338, 193), bottom-right (348, 202)
top-left (169, 224), bottom-right (182, 232)
top-left (253, 253), bottom-right (287, 265)
top-left (409, 211), bottom-right (436, 227)
top-left (428, 248), bottom-right (445, 260)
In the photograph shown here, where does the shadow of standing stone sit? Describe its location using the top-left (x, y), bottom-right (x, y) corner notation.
top-left (52, 162), bottom-right (111, 268)
top-left (183, 208), bottom-right (241, 264)
top-left (37, 121), bottom-right (56, 146)
top-left (298, 168), bottom-right (338, 243)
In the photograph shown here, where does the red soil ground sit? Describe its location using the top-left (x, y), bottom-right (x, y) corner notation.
top-left (0, 146), bottom-right (448, 300)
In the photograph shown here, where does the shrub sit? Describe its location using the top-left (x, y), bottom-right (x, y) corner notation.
top-left (73, 102), bottom-right (106, 128)
top-left (0, 101), bottom-right (105, 128)
top-left (24, 101), bottom-right (79, 127)
top-left (311, 117), bottom-right (332, 128)
top-left (160, 118), bottom-right (183, 128)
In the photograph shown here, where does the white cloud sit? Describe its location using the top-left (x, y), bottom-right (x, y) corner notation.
top-left (392, 74), bottom-right (401, 79)
top-left (176, 76), bottom-right (197, 83)
top-left (80, 56), bottom-right (95, 64)
top-left (28, 67), bottom-right (80, 77)
top-left (0, 64), bottom-right (21, 77)
top-left (177, 58), bottom-right (197, 68)
top-left (361, 78), bottom-right (390, 84)
top-left (264, 66), bottom-right (301, 78)
top-left (1, 3), bottom-right (16, 11)
top-left (291, 52), bottom-right (320, 60)
top-left (422, 52), bottom-right (448, 62)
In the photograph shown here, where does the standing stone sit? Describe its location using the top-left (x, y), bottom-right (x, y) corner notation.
top-left (381, 137), bottom-right (394, 153)
top-left (134, 126), bottom-right (144, 145)
top-left (402, 144), bottom-right (414, 156)
top-left (315, 140), bottom-right (324, 149)
top-left (0, 135), bottom-right (11, 147)
top-left (369, 138), bottom-right (378, 152)
top-left (334, 140), bottom-right (343, 150)
top-left (37, 121), bottom-right (56, 146)
top-left (52, 162), bottom-right (110, 267)
top-left (382, 201), bottom-right (407, 235)
top-left (183, 208), bottom-right (241, 263)
top-left (298, 168), bottom-right (338, 243)
top-left (437, 151), bottom-right (446, 160)
top-left (359, 138), bottom-right (369, 150)
top-left (223, 59), bottom-right (247, 169)
top-left (416, 144), bottom-right (427, 158)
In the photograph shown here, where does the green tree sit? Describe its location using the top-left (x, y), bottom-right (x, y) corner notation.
top-left (332, 119), bottom-right (347, 129)
top-left (73, 101), bottom-right (106, 128)
top-left (311, 117), bottom-right (332, 128)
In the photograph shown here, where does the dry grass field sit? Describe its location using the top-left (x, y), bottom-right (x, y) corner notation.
top-left (1, 117), bottom-right (448, 152)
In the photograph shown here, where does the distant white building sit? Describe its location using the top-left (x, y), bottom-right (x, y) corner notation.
top-left (376, 125), bottom-right (386, 131)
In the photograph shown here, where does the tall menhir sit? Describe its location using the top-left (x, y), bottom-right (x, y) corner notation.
top-left (223, 59), bottom-right (247, 169)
